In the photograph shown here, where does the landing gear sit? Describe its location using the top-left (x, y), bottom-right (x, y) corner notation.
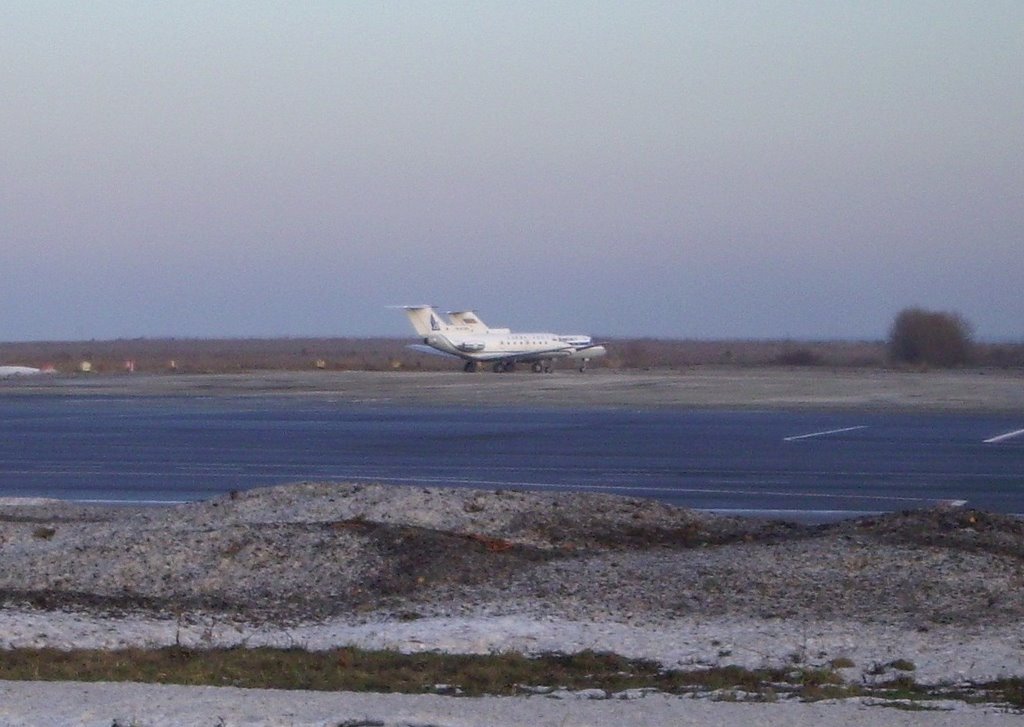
top-left (578, 358), bottom-right (590, 373)
top-left (463, 361), bottom-right (480, 373)
top-left (487, 359), bottom-right (559, 373)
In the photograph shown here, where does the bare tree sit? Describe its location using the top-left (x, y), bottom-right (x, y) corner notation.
top-left (888, 308), bottom-right (973, 367)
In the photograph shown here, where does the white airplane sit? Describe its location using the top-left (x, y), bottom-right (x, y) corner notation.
top-left (0, 366), bottom-right (43, 378)
top-left (400, 306), bottom-right (606, 373)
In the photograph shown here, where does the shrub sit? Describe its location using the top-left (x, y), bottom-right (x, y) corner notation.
top-left (889, 658), bottom-right (917, 672)
top-left (888, 308), bottom-right (973, 367)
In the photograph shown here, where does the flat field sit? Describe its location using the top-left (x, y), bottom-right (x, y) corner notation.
top-left (4, 366), bottom-right (1024, 412)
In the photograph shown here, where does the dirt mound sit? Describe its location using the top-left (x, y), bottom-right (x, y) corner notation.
top-left (157, 481), bottom-right (805, 550)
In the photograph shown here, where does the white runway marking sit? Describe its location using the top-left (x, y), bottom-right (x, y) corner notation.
top-left (984, 428), bottom-right (1024, 444)
top-left (784, 425), bottom-right (868, 442)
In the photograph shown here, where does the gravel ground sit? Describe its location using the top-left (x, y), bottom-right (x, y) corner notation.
top-left (7, 483), bottom-right (1022, 628)
top-left (2, 680), bottom-right (1023, 727)
top-left (2, 482), bottom-right (1024, 723)
top-left (3, 483), bottom-right (1022, 632)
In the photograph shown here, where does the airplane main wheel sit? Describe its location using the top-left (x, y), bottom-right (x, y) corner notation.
top-left (493, 362), bottom-right (505, 373)
top-left (463, 361), bottom-right (479, 373)
top-left (531, 362), bottom-right (543, 373)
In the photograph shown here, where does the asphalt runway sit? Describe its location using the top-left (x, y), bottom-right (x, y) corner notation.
top-left (1, 393), bottom-right (1022, 519)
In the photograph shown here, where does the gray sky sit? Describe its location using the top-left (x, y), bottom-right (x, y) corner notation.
top-left (2, 2), bottom-right (1021, 341)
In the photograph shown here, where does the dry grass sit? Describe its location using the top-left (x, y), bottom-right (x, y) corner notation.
top-left (1, 336), bottom-right (1021, 375)
top-left (0, 646), bottom-right (853, 699)
top-left (601, 338), bottom-right (887, 369)
top-left (0, 338), bottom-right (423, 374)
top-left (0, 646), bottom-right (771, 695)
top-left (1, 646), bottom-right (1020, 707)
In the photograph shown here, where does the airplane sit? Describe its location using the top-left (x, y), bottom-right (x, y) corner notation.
top-left (0, 366), bottom-right (43, 378)
top-left (399, 306), bottom-right (606, 373)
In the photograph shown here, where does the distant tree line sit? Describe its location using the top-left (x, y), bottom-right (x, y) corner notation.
top-left (1, 308), bottom-right (1020, 372)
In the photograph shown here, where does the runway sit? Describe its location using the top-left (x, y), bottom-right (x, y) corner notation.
top-left (1, 393), bottom-right (1022, 519)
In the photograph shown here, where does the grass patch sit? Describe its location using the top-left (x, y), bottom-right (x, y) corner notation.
top-left (889, 658), bottom-right (916, 672)
top-left (0, 647), bottom-right (838, 698)
top-left (975, 678), bottom-right (1024, 710)
top-left (0, 647), bottom-right (1020, 709)
top-left (868, 700), bottom-right (948, 712)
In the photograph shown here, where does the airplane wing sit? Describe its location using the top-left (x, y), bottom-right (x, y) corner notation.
top-left (406, 344), bottom-right (461, 359)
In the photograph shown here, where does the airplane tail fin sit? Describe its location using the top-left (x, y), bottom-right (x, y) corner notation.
top-left (401, 306), bottom-right (448, 336)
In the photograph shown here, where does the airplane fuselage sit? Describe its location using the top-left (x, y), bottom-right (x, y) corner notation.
top-left (0, 366), bottom-right (43, 378)
top-left (425, 331), bottom-right (598, 359)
